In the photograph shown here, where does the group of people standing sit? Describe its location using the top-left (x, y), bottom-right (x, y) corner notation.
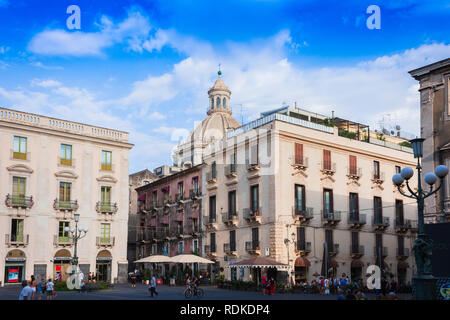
top-left (19, 275), bottom-right (55, 300)
top-left (262, 274), bottom-right (276, 296)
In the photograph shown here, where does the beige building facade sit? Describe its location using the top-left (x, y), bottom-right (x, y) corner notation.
top-left (0, 108), bottom-right (133, 285)
top-left (174, 74), bottom-right (419, 285)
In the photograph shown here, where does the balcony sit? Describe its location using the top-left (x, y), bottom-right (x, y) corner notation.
top-left (53, 199), bottom-right (79, 211)
top-left (371, 171), bottom-right (385, 184)
top-left (372, 216), bottom-right (390, 231)
top-left (175, 193), bottom-right (186, 204)
top-left (292, 206), bottom-right (314, 223)
top-left (96, 236), bottom-right (115, 247)
top-left (223, 243), bottom-right (237, 256)
top-left (206, 171), bottom-right (217, 183)
top-left (245, 241), bottom-right (260, 255)
top-left (12, 151), bottom-right (28, 160)
top-left (321, 210), bottom-right (341, 226)
top-left (296, 241), bottom-right (311, 255)
top-left (320, 162), bottom-right (336, 175)
top-left (53, 235), bottom-right (73, 247)
top-left (350, 245), bottom-right (365, 258)
top-left (394, 219), bottom-right (412, 233)
top-left (100, 163), bottom-right (113, 171)
top-left (374, 246), bottom-right (388, 257)
top-left (329, 243), bottom-right (339, 256)
top-left (347, 167), bottom-right (362, 180)
top-left (293, 156), bottom-right (308, 170)
top-left (189, 189), bottom-right (201, 200)
top-left (396, 248), bottom-right (410, 260)
top-left (5, 195), bottom-right (34, 209)
top-left (5, 234), bottom-right (29, 247)
top-left (224, 164), bottom-right (237, 178)
top-left (96, 201), bottom-right (118, 214)
top-left (243, 207), bottom-right (262, 224)
top-left (204, 215), bottom-right (218, 230)
top-left (222, 211), bottom-right (239, 227)
top-left (348, 213), bottom-right (366, 228)
top-left (246, 159), bottom-right (260, 171)
top-left (204, 245), bottom-right (217, 258)
top-left (59, 157), bottom-right (73, 167)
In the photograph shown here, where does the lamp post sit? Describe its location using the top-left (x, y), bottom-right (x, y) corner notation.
top-left (392, 137), bottom-right (448, 300)
top-left (64, 213), bottom-right (88, 272)
top-left (284, 228), bottom-right (296, 287)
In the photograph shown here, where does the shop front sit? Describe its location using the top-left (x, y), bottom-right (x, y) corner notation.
top-left (4, 249), bottom-right (26, 284)
top-left (96, 250), bottom-right (112, 282)
top-left (53, 249), bottom-right (72, 281)
top-left (294, 256), bottom-right (310, 284)
top-left (351, 259), bottom-right (364, 281)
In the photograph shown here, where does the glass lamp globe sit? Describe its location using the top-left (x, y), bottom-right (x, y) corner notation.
top-left (400, 167), bottom-right (414, 180)
top-left (424, 172), bottom-right (437, 185)
top-left (435, 165), bottom-right (449, 178)
top-left (64, 227), bottom-right (70, 232)
top-left (70, 227), bottom-right (75, 232)
top-left (392, 174), bottom-right (404, 186)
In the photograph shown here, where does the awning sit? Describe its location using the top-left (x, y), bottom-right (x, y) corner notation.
top-left (330, 258), bottom-right (339, 268)
top-left (170, 254), bottom-right (214, 264)
top-left (440, 141), bottom-right (450, 151)
top-left (138, 193), bottom-right (146, 201)
top-left (225, 256), bottom-right (290, 269)
top-left (397, 261), bottom-right (409, 269)
top-left (351, 259), bottom-right (365, 268)
top-left (294, 256), bottom-right (311, 267)
top-left (134, 255), bottom-right (173, 263)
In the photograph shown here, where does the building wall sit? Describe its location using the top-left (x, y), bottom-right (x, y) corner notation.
top-left (0, 108), bottom-right (132, 285)
top-left (202, 118), bottom-right (417, 284)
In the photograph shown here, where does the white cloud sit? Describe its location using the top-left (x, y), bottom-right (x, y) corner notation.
top-left (148, 111), bottom-right (166, 120)
top-left (31, 79), bottom-right (62, 88)
top-left (0, 46), bottom-right (9, 54)
top-left (30, 61), bottom-right (63, 70)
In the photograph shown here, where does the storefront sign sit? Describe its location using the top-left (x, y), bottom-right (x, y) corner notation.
top-left (8, 269), bottom-right (19, 283)
top-left (96, 257), bottom-right (112, 261)
top-left (5, 258), bottom-right (26, 262)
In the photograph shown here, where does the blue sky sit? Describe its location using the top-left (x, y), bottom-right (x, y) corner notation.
top-left (0, 0), bottom-right (449, 172)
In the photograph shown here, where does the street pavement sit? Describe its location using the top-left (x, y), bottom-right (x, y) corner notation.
top-left (0, 283), bottom-right (411, 300)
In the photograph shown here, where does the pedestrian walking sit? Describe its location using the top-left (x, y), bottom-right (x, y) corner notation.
top-left (46, 278), bottom-right (55, 300)
top-left (381, 277), bottom-right (388, 296)
top-left (131, 272), bottom-right (137, 288)
top-left (37, 278), bottom-right (46, 300)
top-left (149, 274), bottom-right (158, 297)
top-left (30, 275), bottom-right (36, 300)
top-left (324, 277), bottom-right (330, 295)
top-left (262, 273), bottom-right (269, 295)
top-left (19, 280), bottom-right (33, 300)
top-left (269, 277), bottom-right (276, 296)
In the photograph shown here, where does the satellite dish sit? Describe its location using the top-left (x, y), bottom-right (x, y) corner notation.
top-left (395, 125), bottom-right (401, 130)
top-left (390, 130), bottom-right (395, 135)
top-left (382, 128), bottom-right (389, 135)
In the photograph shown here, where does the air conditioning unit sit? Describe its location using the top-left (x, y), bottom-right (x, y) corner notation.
top-left (264, 247), bottom-right (270, 256)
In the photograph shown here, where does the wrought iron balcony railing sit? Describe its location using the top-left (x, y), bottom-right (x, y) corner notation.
top-left (5, 194), bottom-right (34, 209)
top-left (5, 234), bottom-right (29, 246)
top-left (96, 236), bottom-right (115, 247)
top-left (321, 210), bottom-right (341, 222)
top-left (350, 245), bottom-right (365, 256)
top-left (53, 199), bottom-right (79, 211)
top-left (54, 235), bottom-right (73, 246)
top-left (348, 213), bottom-right (367, 225)
top-left (296, 241), bottom-right (311, 253)
top-left (245, 240), bottom-right (260, 252)
top-left (96, 201), bottom-right (118, 214)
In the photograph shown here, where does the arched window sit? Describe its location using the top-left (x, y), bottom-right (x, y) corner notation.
top-left (216, 97), bottom-right (221, 108)
top-left (222, 97), bottom-right (227, 108)
top-left (210, 97), bottom-right (214, 109)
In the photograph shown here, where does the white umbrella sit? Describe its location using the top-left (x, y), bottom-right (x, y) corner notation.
top-left (170, 254), bottom-right (214, 264)
top-left (134, 255), bottom-right (173, 263)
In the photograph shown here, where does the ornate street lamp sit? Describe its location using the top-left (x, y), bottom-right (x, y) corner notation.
top-left (64, 213), bottom-right (88, 271)
top-left (392, 137), bottom-right (448, 300)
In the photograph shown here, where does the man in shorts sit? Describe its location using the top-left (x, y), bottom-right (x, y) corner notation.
top-left (46, 278), bottom-right (55, 300)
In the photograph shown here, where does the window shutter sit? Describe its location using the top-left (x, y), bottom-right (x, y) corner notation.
top-left (323, 150), bottom-right (331, 170)
top-left (349, 155), bottom-right (357, 175)
top-left (295, 143), bottom-right (303, 165)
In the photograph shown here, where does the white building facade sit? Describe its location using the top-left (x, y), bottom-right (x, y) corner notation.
top-left (0, 108), bottom-right (133, 285)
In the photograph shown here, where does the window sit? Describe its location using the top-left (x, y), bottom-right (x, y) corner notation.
top-left (375, 233), bottom-right (383, 254)
top-left (373, 161), bottom-right (380, 179)
top-left (210, 97), bottom-right (214, 109)
top-left (250, 144), bottom-right (259, 166)
top-left (101, 150), bottom-right (112, 171)
top-left (228, 191), bottom-right (236, 215)
top-left (349, 155), bottom-right (357, 175)
top-left (297, 227), bottom-right (305, 250)
top-left (178, 182), bottom-right (184, 198)
top-left (323, 150), bottom-right (331, 170)
top-left (374, 197), bottom-right (382, 223)
top-left (325, 229), bottom-right (333, 252)
top-left (101, 186), bottom-right (112, 210)
top-left (59, 182), bottom-right (71, 207)
top-left (210, 233), bottom-right (216, 252)
top-left (152, 244), bottom-right (157, 255)
top-left (395, 199), bottom-right (404, 225)
top-left (192, 176), bottom-right (199, 195)
top-left (11, 219), bottom-right (24, 242)
top-left (230, 153), bottom-right (236, 173)
top-left (193, 239), bottom-right (199, 254)
top-left (397, 235), bottom-right (405, 254)
top-left (395, 166), bottom-right (401, 174)
top-left (58, 221), bottom-right (70, 242)
top-left (211, 161), bottom-right (216, 179)
top-left (222, 97), bottom-right (227, 108)
top-left (250, 185), bottom-right (259, 214)
top-left (349, 193), bottom-right (359, 220)
top-left (230, 230), bottom-right (236, 252)
top-left (294, 184), bottom-right (306, 214)
top-left (209, 196), bottom-right (216, 221)
top-left (323, 189), bottom-right (333, 214)
top-left (178, 241), bottom-right (184, 254)
top-left (60, 144), bottom-right (72, 166)
top-left (100, 223), bottom-right (111, 243)
top-left (152, 191), bottom-right (158, 206)
top-left (216, 97), bottom-right (221, 108)
top-left (12, 177), bottom-right (26, 205)
top-left (13, 136), bottom-right (27, 160)
top-left (351, 232), bottom-right (359, 253)
top-left (294, 143), bottom-right (303, 165)
top-left (251, 228), bottom-right (259, 249)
